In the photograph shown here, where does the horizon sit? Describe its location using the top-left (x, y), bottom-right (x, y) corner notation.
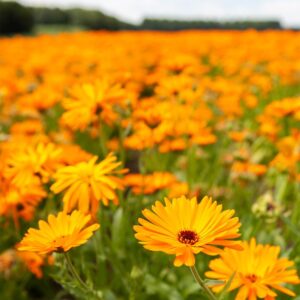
top-left (18, 0), bottom-right (300, 28)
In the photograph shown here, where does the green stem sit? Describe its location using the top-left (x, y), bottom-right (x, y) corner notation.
top-left (190, 266), bottom-right (217, 300)
top-left (118, 122), bottom-right (126, 165)
top-left (63, 252), bottom-right (91, 292)
top-left (99, 124), bottom-right (108, 157)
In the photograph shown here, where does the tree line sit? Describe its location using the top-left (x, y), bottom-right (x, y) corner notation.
top-left (0, 1), bottom-right (283, 35)
top-left (140, 18), bottom-right (281, 30)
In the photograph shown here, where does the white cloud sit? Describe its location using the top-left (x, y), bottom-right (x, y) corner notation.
top-left (258, 0), bottom-right (300, 26)
top-left (19, 0), bottom-right (300, 27)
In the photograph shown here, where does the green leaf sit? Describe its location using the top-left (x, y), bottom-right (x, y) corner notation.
top-left (111, 207), bottom-right (126, 257)
top-left (218, 272), bottom-right (236, 300)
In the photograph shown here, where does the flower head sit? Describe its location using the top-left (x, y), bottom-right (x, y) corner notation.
top-left (0, 183), bottom-right (46, 225)
top-left (61, 80), bottom-right (125, 131)
top-left (16, 250), bottom-right (51, 278)
top-left (134, 196), bottom-right (242, 267)
top-left (206, 238), bottom-right (300, 299)
top-left (124, 172), bottom-right (179, 195)
top-left (4, 142), bottom-right (62, 187)
top-left (18, 210), bottom-right (100, 254)
top-left (51, 153), bottom-right (127, 215)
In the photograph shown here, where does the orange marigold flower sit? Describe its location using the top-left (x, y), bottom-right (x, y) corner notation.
top-left (124, 172), bottom-right (179, 195)
top-left (4, 142), bottom-right (62, 187)
top-left (0, 249), bottom-right (15, 278)
top-left (134, 196), bottom-right (242, 267)
top-left (16, 250), bottom-right (50, 278)
top-left (18, 210), bottom-right (100, 254)
top-left (243, 94), bottom-right (258, 108)
top-left (228, 131), bottom-right (248, 142)
top-left (168, 182), bottom-right (190, 198)
top-left (56, 144), bottom-right (93, 166)
top-left (270, 134), bottom-right (300, 174)
top-left (158, 138), bottom-right (187, 153)
top-left (0, 183), bottom-right (46, 226)
top-left (10, 119), bottom-right (44, 136)
top-left (61, 80), bottom-right (125, 131)
top-left (206, 238), bottom-right (300, 299)
top-left (232, 161), bottom-right (267, 177)
top-left (51, 153), bottom-right (127, 214)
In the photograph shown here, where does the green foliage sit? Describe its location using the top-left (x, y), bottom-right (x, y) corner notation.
top-left (31, 7), bottom-right (135, 31)
top-left (66, 8), bottom-right (134, 30)
top-left (33, 7), bottom-right (70, 25)
top-left (0, 1), bottom-right (34, 35)
top-left (140, 18), bottom-right (282, 30)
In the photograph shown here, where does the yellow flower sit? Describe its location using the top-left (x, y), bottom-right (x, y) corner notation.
top-left (206, 238), bottom-right (300, 299)
top-left (51, 153), bottom-right (126, 215)
top-left (61, 80), bottom-right (125, 131)
top-left (18, 210), bottom-right (100, 254)
top-left (124, 172), bottom-right (179, 195)
top-left (0, 183), bottom-right (46, 226)
top-left (134, 196), bottom-right (242, 267)
top-left (16, 250), bottom-right (50, 278)
top-left (4, 142), bottom-right (62, 187)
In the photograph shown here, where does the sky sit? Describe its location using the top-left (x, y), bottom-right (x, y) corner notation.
top-left (19, 0), bottom-right (300, 27)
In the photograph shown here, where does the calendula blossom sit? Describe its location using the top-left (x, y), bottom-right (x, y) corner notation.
top-left (205, 238), bottom-right (300, 299)
top-left (61, 80), bottom-right (125, 131)
top-left (18, 210), bottom-right (100, 254)
top-left (51, 153), bottom-right (127, 215)
top-left (134, 195), bottom-right (242, 267)
top-left (16, 250), bottom-right (50, 278)
top-left (4, 142), bottom-right (62, 187)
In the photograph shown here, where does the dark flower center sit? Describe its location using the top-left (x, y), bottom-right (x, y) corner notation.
top-left (16, 203), bottom-right (24, 211)
top-left (177, 230), bottom-right (199, 245)
top-left (51, 235), bottom-right (67, 253)
top-left (246, 274), bottom-right (258, 283)
top-left (266, 202), bottom-right (275, 211)
top-left (55, 247), bottom-right (65, 253)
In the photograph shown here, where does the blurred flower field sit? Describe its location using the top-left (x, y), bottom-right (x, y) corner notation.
top-left (0, 30), bottom-right (300, 300)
